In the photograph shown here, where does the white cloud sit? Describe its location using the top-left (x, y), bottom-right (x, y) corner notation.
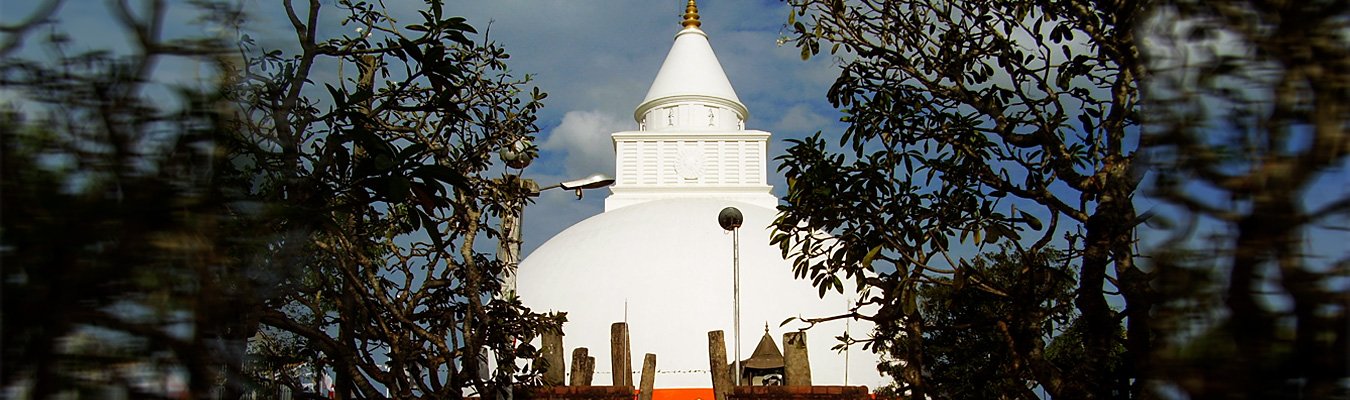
top-left (771, 103), bottom-right (832, 134)
top-left (540, 110), bottom-right (631, 178)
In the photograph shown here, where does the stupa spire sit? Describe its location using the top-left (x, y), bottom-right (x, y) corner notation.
top-left (633, 0), bottom-right (747, 128)
top-left (682, 0), bottom-right (701, 29)
top-left (606, 0), bottom-right (774, 212)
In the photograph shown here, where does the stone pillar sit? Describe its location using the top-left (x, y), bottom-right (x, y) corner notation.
top-left (708, 330), bottom-right (730, 400)
top-left (610, 322), bottom-right (632, 387)
top-left (570, 347), bottom-right (594, 386)
top-left (540, 331), bottom-right (565, 386)
top-left (783, 331), bottom-right (812, 386)
top-left (639, 353), bottom-right (657, 400)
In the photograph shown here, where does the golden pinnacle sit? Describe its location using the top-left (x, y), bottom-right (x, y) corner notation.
top-left (681, 0), bottom-right (701, 28)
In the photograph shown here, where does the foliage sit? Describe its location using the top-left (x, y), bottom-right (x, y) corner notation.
top-left (1141, 0), bottom-right (1349, 398)
top-left (224, 0), bottom-right (562, 398)
top-left (905, 246), bottom-right (1084, 400)
top-left (775, 0), bottom-right (1148, 398)
top-left (2, 0), bottom-right (563, 398)
top-left (1, 1), bottom-right (259, 397)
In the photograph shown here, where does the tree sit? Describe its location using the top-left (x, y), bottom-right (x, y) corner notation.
top-left (2, 0), bottom-right (562, 398)
top-left (775, 0), bottom-right (1149, 398)
top-left (776, 0), bottom-right (1349, 398)
top-left (1141, 0), bottom-right (1348, 398)
top-left (225, 0), bottom-right (561, 398)
top-left (2, 1), bottom-right (262, 397)
top-left (903, 246), bottom-right (1083, 400)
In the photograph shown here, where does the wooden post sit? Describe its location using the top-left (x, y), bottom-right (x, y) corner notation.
top-left (639, 353), bottom-right (657, 400)
top-left (610, 322), bottom-right (632, 387)
top-left (540, 331), bottom-right (566, 386)
top-left (783, 331), bottom-right (812, 386)
top-left (585, 356), bottom-right (596, 385)
top-left (570, 347), bottom-right (594, 386)
top-left (708, 330), bottom-right (730, 400)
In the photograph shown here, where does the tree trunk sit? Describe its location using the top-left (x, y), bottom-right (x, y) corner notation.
top-left (1078, 196), bottom-right (1132, 399)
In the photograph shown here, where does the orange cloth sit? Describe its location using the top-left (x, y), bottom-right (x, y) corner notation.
top-left (651, 388), bottom-right (717, 400)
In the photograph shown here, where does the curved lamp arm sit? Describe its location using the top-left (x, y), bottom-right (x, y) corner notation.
top-left (536, 173), bottom-right (616, 199)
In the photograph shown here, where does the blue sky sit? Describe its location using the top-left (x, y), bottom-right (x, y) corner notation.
top-left (4, 0), bottom-right (1342, 278)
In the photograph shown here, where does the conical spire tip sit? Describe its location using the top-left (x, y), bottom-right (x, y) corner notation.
top-left (681, 0), bottom-right (701, 28)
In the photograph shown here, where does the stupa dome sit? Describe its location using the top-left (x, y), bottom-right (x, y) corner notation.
top-left (518, 198), bottom-right (882, 388)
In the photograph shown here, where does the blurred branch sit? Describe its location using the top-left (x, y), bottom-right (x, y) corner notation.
top-left (0, 0), bottom-right (63, 56)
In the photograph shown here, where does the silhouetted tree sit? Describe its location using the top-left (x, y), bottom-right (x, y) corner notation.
top-left (775, 0), bottom-right (1345, 398)
top-left (2, 1), bottom-right (259, 397)
top-left (1142, 0), bottom-right (1348, 398)
top-left (775, 0), bottom-right (1147, 397)
top-left (2, 1), bottom-right (562, 398)
top-left (224, 0), bottom-right (560, 397)
top-left (908, 246), bottom-right (1086, 400)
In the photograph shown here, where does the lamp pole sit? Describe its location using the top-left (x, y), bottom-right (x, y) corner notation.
top-left (496, 175), bottom-right (536, 301)
top-left (496, 140), bottom-right (615, 300)
top-left (718, 207), bottom-right (744, 387)
top-left (496, 173), bottom-right (614, 299)
top-left (490, 141), bottom-right (613, 400)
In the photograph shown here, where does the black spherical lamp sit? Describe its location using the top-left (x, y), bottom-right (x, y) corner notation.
top-left (718, 207), bottom-right (743, 231)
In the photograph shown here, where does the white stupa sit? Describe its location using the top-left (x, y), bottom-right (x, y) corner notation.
top-left (518, 1), bottom-right (884, 394)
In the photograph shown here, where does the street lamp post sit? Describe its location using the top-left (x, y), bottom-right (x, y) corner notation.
top-left (496, 140), bottom-right (614, 300)
top-left (718, 207), bottom-right (744, 387)
top-left (497, 173), bottom-right (614, 300)
top-left (490, 140), bottom-right (613, 399)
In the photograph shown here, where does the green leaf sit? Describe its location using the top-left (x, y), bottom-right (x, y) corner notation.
top-left (413, 164), bottom-right (468, 190)
top-left (325, 83), bottom-right (345, 105)
top-left (902, 288), bottom-right (917, 315)
top-left (1078, 113), bottom-right (1094, 133)
top-left (409, 208), bottom-right (422, 231)
top-left (860, 244), bottom-right (883, 271)
top-left (399, 143), bottom-right (429, 161)
top-left (400, 38), bottom-right (423, 61)
top-left (445, 31), bottom-right (472, 46)
top-left (989, 224), bottom-right (1020, 242)
top-left (1020, 210), bottom-right (1043, 230)
top-left (418, 208), bottom-right (438, 238)
top-left (385, 176), bottom-right (411, 203)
